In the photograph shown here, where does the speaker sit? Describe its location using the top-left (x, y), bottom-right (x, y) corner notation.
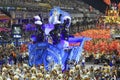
top-left (12, 24), bottom-right (22, 38)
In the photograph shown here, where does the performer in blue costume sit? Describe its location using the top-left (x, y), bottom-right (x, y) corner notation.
top-left (49, 7), bottom-right (71, 44)
top-left (33, 14), bottom-right (44, 43)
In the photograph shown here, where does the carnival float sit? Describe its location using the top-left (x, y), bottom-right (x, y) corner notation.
top-left (28, 7), bottom-right (91, 71)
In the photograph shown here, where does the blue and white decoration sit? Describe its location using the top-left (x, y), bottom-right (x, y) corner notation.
top-left (49, 7), bottom-right (71, 27)
top-left (28, 7), bottom-right (92, 71)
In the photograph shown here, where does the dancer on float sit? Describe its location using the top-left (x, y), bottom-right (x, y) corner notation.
top-left (49, 7), bottom-right (62, 44)
top-left (32, 7), bottom-right (71, 45)
top-left (49, 7), bottom-right (71, 46)
top-left (32, 14), bottom-right (44, 43)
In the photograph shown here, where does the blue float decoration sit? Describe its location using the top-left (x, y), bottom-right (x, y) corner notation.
top-left (28, 7), bottom-right (92, 71)
top-left (49, 6), bottom-right (71, 27)
top-left (28, 37), bottom-right (92, 70)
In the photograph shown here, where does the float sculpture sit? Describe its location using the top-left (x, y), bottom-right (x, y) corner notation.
top-left (28, 7), bottom-right (92, 71)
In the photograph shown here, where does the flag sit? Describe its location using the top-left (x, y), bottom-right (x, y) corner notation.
top-left (103, 0), bottom-right (111, 5)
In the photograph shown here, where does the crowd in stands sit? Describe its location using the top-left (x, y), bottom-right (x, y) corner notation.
top-left (70, 17), bottom-right (98, 34)
top-left (0, 42), bottom-right (119, 80)
top-left (0, 1), bottom-right (120, 79)
top-left (0, 62), bottom-right (118, 80)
